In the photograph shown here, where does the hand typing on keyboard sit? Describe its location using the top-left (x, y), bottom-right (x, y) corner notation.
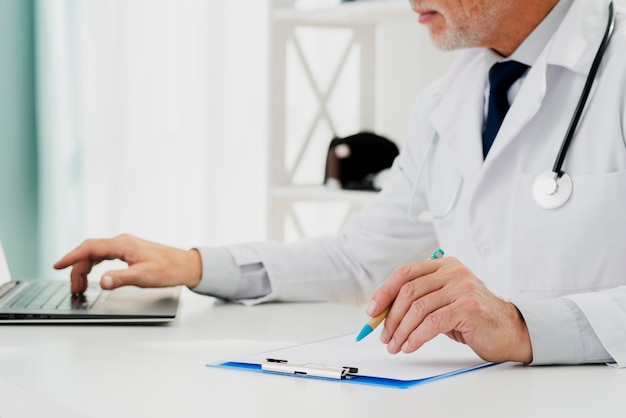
top-left (54, 234), bottom-right (202, 295)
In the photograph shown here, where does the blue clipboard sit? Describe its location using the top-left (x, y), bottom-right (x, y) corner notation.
top-left (207, 331), bottom-right (497, 389)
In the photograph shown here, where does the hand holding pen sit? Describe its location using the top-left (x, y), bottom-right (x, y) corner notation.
top-left (356, 249), bottom-right (444, 342)
top-left (357, 250), bottom-right (533, 364)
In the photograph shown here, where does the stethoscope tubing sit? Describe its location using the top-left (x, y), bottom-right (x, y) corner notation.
top-left (552, 1), bottom-right (616, 178)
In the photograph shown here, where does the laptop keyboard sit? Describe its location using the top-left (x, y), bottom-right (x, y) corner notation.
top-left (7, 281), bottom-right (101, 310)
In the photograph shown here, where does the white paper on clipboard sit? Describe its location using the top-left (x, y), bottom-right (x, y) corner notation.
top-left (210, 328), bottom-right (495, 388)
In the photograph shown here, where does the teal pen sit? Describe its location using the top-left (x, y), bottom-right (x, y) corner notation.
top-left (355, 249), bottom-right (444, 342)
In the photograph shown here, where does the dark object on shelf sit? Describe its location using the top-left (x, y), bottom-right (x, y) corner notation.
top-left (324, 131), bottom-right (399, 191)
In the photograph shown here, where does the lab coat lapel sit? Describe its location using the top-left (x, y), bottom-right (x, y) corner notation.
top-left (480, 54), bottom-right (547, 167)
top-left (429, 57), bottom-right (485, 182)
top-left (481, 0), bottom-right (605, 169)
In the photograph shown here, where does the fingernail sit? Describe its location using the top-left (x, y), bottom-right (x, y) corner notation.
top-left (102, 275), bottom-right (113, 289)
top-left (387, 339), bottom-right (396, 353)
top-left (380, 327), bottom-right (388, 343)
top-left (366, 300), bottom-right (377, 316)
top-left (401, 341), bottom-right (409, 353)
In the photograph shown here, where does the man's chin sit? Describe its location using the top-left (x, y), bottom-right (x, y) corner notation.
top-left (429, 31), bottom-right (475, 52)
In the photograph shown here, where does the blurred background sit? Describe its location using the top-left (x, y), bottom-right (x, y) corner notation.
top-left (1, 0), bottom-right (270, 279)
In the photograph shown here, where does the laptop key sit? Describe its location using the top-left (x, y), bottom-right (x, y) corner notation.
top-left (42, 285), bottom-right (72, 310)
top-left (10, 282), bottom-right (48, 309)
top-left (26, 282), bottom-right (65, 309)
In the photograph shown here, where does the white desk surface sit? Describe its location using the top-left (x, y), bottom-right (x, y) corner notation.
top-left (1, 287), bottom-right (624, 418)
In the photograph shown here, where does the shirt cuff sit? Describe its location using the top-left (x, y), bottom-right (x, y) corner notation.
top-left (514, 298), bottom-right (584, 365)
top-left (190, 246), bottom-right (271, 302)
top-left (190, 247), bottom-right (245, 298)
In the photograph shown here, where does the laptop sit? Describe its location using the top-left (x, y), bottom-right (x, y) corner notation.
top-left (0, 242), bottom-right (180, 324)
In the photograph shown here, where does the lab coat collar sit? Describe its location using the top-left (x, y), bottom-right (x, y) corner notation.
top-left (507, 0), bottom-right (574, 68)
top-left (482, 0), bottom-right (612, 166)
top-left (546, 0), bottom-right (612, 74)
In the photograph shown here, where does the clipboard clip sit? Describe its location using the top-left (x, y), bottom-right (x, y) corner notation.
top-left (262, 358), bottom-right (358, 380)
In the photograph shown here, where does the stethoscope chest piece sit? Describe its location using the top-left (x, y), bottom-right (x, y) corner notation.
top-left (532, 170), bottom-right (572, 209)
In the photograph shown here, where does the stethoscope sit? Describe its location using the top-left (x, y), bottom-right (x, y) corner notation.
top-left (409, 1), bottom-right (616, 222)
top-left (533, 1), bottom-right (616, 209)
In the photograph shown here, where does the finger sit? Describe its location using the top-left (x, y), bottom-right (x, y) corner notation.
top-left (69, 259), bottom-right (94, 295)
top-left (70, 272), bottom-right (88, 295)
top-left (54, 238), bottom-right (128, 270)
top-left (369, 259), bottom-right (442, 317)
top-left (380, 273), bottom-right (445, 344)
top-left (100, 266), bottom-right (144, 290)
top-left (101, 256), bottom-right (176, 290)
top-left (400, 302), bottom-right (461, 354)
top-left (386, 288), bottom-right (449, 353)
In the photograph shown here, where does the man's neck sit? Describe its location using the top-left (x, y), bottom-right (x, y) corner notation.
top-left (489, 0), bottom-right (560, 57)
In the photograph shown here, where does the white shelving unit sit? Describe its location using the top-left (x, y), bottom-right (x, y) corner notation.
top-left (267, 0), bottom-right (454, 242)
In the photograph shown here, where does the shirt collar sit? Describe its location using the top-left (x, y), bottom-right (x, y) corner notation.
top-left (484, 0), bottom-right (574, 68)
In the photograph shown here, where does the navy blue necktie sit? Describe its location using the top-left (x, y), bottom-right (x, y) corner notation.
top-left (482, 61), bottom-right (529, 158)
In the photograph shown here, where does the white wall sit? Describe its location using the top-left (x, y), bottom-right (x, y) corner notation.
top-left (36, 1), bottom-right (270, 278)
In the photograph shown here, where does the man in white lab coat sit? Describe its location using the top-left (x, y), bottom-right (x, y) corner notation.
top-left (55, 0), bottom-right (626, 367)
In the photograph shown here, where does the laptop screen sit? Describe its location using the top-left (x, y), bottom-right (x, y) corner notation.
top-left (0, 241), bottom-right (11, 284)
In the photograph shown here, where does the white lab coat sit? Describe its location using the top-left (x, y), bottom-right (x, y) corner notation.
top-left (211, 0), bottom-right (626, 366)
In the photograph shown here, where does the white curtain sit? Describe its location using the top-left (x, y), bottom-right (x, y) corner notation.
top-left (37, 0), bottom-right (268, 278)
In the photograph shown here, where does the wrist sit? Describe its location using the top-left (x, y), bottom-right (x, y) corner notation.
top-left (511, 303), bottom-right (533, 363)
top-left (184, 248), bottom-right (203, 289)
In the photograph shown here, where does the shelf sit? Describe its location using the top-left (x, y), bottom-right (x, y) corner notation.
top-left (273, 1), bottom-right (415, 25)
top-left (267, 0), bottom-right (415, 240)
top-left (271, 185), bottom-right (377, 203)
